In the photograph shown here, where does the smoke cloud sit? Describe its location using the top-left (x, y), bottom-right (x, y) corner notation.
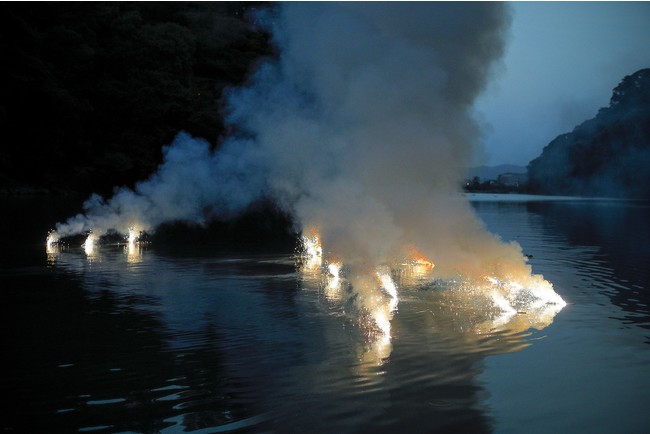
top-left (55, 3), bottom-right (533, 282)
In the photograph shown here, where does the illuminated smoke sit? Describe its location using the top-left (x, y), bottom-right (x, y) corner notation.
top-left (226, 2), bottom-right (520, 280)
top-left (51, 4), bottom-right (563, 327)
top-left (53, 3), bottom-right (511, 250)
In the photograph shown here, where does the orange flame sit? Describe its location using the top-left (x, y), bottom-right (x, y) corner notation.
top-left (404, 244), bottom-right (435, 271)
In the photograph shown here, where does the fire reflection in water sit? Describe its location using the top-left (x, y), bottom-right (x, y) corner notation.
top-left (45, 227), bottom-right (146, 265)
top-left (125, 227), bottom-right (143, 263)
top-left (324, 261), bottom-right (342, 300)
top-left (297, 231), bottom-right (567, 371)
top-left (297, 236), bottom-right (407, 369)
top-left (45, 227), bottom-right (566, 372)
top-left (46, 230), bottom-right (60, 264)
top-left (300, 233), bottom-right (323, 272)
top-left (82, 232), bottom-right (96, 257)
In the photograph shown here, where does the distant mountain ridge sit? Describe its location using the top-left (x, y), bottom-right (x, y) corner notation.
top-left (527, 68), bottom-right (650, 198)
top-left (466, 164), bottom-right (526, 181)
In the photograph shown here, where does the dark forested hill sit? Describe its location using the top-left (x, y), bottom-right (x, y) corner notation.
top-left (0, 2), bottom-right (271, 195)
top-left (527, 68), bottom-right (650, 198)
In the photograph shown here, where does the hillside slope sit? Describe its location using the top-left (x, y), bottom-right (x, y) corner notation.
top-left (527, 68), bottom-right (650, 198)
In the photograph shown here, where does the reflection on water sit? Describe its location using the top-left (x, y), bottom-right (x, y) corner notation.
top-left (473, 198), bottom-right (650, 336)
top-left (471, 197), bottom-right (650, 434)
top-left (3, 196), bottom-right (650, 433)
top-left (34, 237), bottom-right (564, 432)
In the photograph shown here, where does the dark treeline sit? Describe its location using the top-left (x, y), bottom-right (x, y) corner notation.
top-left (0, 2), bottom-right (271, 196)
top-left (528, 68), bottom-right (650, 198)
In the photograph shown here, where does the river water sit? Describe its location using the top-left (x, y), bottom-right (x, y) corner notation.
top-left (3, 195), bottom-right (649, 433)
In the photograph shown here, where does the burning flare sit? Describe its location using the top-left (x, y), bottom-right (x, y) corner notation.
top-left (300, 232), bottom-right (323, 271)
top-left (325, 260), bottom-right (342, 297)
top-left (125, 226), bottom-right (143, 262)
top-left (46, 2), bottom-right (563, 366)
top-left (46, 230), bottom-right (61, 263)
top-left (46, 230), bottom-right (60, 255)
top-left (83, 232), bottom-right (96, 256)
top-left (127, 226), bottom-right (138, 247)
top-left (297, 228), bottom-right (566, 353)
top-left (46, 231), bottom-right (59, 249)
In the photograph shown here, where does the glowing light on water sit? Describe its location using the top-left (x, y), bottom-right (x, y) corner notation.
top-left (377, 271), bottom-right (398, 300)
top-left (327, 262), bottom-right (341, 279)
top-left (523, 278), bottom-right (567, 308)
top-left (46, 230), bottom-right (61, 262)
top-left (125, 227), bottom-right (143, 263)
top-left (376, 270), bottom-right (399, 314)
top-left (391, 249), bottom-right (435, 284)
top-left (436, 273), bottom-right (569, 335)
top-left (372, 307), bottom-right (392, 339)
top-left (402, 246), bottom-right (435, 277)
top-left (326, 261), bottom-right (342, 292)
top-left (127, 227), bottom-right (138, 246)
top-left (297, 228), bottom-right (566, 356)
top-left (409, 258), bottom-right (435, 276)
top-left (372, 272), bottom-right (399, 342)
top-left (483, 274), bottom-right (567, 312)
top-left (83, 232), bottom-right (96, 256)
top-left (489, 289), bottom-right (517, 315)
top-left (301, 234), bottom-right (323, 271)
top-left (298, 233), bottom-right (398, 347)
top-left (46, 231), bottom-right (59, 250)
top-left (46, 231), bottom-right (60, 256)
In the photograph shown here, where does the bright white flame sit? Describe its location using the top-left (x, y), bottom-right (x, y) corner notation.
top-left (83, 233), bottom-right (96, 256)
top-left (46, 231), bottom-right (58, 249)
top-left (328, 262), bottom-right (340, 279)
top-left (484, 274), bottom-right (567, 310)
top-left (46, 231), bottom-right (59, 255)
top-left (127, 227), bottom-right (138, 246)
top-left (46, 231), bottom-right (60, 260)
top-left (471, 273), bottom-right (568, 334)
top-left (373, 306), bottom-right (392, 337)
top-left (301, 234), bottom-right (323, 270)
top-left (525, 278), bottom-right (567, 307)
top-left (326, 261), bottom-right (342, 291)
top-left (368, 271), bottom-right (399, 343)
top-left (490, 289), bottom-right (517, 314)
top-left (377, 271), bottom-right (398, 300)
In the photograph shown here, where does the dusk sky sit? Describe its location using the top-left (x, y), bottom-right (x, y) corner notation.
top-left (474, 2), bottom-right (650, 166)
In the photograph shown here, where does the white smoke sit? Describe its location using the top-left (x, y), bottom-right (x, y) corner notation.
top-left (54, 3), bottom-right (533, 282)
top-left (55, 133), bottom-right (266, 237)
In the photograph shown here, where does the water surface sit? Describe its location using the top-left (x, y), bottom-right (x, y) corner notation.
top-left (3, 195), bottom-right (649, 433)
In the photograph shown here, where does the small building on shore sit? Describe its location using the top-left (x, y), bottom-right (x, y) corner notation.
top-left (497, 172), bottom-right (528, 188)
